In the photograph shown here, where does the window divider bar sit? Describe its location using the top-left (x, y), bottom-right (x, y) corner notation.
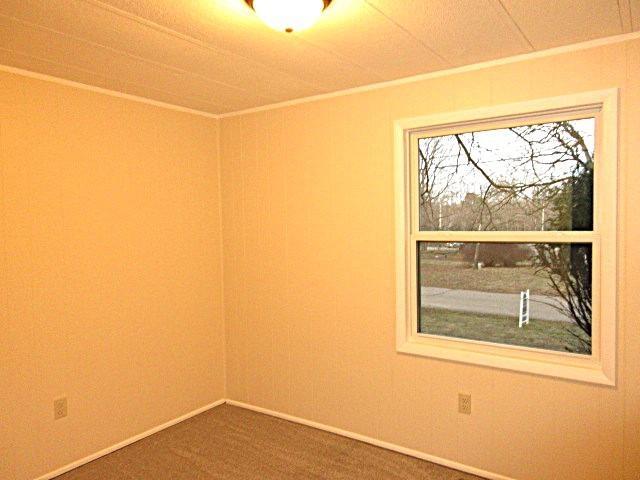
top-left (411, 231), bottom-right (596, 243)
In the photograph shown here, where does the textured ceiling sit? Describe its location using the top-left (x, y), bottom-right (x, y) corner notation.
top-left (1, 0), bottom-right (637, 114)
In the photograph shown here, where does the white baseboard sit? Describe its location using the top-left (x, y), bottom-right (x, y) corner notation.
top-left (35, 398), bottom-right (515, 480)
top-left (34, 398), bottom-right (226, 480)
top-left (226, 399), bottom-right (516, 480)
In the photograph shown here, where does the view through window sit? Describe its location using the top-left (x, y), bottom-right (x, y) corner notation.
top-left (417, 118), bottom-right (595, 355)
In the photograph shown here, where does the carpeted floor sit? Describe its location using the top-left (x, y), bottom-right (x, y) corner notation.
top-left (56, 404), bottom-right (486, 479)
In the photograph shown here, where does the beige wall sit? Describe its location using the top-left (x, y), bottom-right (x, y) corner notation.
top-left (2, 37), bottom-right (639, 480)
top-left (220, 39), bottom-right (640, 480)
top-left (0, 72), bottom-right (225, 480)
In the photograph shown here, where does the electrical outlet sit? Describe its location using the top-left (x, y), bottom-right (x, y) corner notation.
top-left (458, 393), bottom-right (471, 415)
top-left (54, 397), bottom-right (67, 420)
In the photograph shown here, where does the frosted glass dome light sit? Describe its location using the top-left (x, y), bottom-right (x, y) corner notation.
top-left (246, 0), bottom-right (332, 33)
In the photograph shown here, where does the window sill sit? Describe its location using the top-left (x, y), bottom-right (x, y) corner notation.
top-left (397, 337), bottom-right (614, 386)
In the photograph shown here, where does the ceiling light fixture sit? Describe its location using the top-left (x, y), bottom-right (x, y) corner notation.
top-left (245, 0), bottom-right (332, 33)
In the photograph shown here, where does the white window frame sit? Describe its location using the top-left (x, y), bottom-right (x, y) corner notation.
top-left (394, 89), bottom-right (618, 385)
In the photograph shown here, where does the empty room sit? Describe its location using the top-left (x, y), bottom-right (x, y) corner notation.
top-left (1, 1), bottom-right (639, 479)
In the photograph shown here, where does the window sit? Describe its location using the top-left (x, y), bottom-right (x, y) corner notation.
top-left (394, 90), bottom-right (617, 385)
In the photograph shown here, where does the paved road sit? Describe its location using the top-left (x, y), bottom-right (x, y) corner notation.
top-left (422, 287), bottom-right (572, 323)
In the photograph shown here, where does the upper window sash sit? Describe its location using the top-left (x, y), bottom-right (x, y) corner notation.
top-left (408, 110), bottom-right (600, 237)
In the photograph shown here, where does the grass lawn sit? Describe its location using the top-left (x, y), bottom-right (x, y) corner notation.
top-left (420, 258), bottom-right (557, 296)
top-left (420, 307), bottom-right (590, 354)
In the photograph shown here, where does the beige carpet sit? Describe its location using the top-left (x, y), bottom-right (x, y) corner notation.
top-left (56, 404), bottom-right (486, 479)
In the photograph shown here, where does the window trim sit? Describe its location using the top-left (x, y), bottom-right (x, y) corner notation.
top-left (394, 89), bottom-right (618, 385)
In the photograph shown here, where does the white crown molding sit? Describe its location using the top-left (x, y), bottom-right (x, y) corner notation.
top-left (219, 31), bottom-right (640, 118)
top-left (2, 31), bottom-right (638, 120)
top-left (0, 64), bottom-right (220, 119)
